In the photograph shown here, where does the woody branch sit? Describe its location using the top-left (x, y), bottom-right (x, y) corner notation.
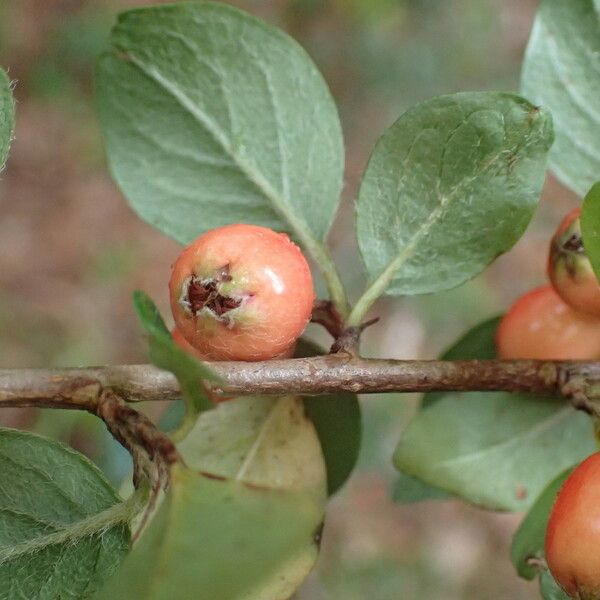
top-left (1, 357), bottom-right (600, 413)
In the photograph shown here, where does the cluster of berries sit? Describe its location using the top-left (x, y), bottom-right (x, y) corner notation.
top-left (496, 208), bottom-right (600, 360)
top-left (168, 223), bottom-right (315, 362)
top-left (494, 210), bottom-right (600, 598)
top-left (167, 221), bottom-right (600, 598)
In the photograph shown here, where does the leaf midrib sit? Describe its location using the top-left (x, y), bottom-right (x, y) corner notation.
top-left (235, 398), bottom-right (281, 482)
top-left (365, 117), bottom-right (522, 295)
top-left (377, 190), bottom-right (453, 292)
top-left (433, 406), bottom-right (573, 469)
top-left (0, 500), bottom-right (131, 564)
top-left (113, 49), bottom-right (312, 248)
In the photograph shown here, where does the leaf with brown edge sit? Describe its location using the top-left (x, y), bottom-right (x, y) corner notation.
top-left (97, 463), bottom-right (324, 600)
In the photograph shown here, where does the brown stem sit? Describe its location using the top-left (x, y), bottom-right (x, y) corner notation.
top-left (310, 300), bottom-right (344, 339)
top-left (329, 317), bottom-right (381, 355)
top-left (1, 358), bottom-right (600, 404)
top-left (84, 390), bottom-right (182, 539)
top-left (94, 391), bottom-right (181, 540)
top-left (311, 300), bottom-right (378, 353)
top-left (95, 391), bottom-right (180, 487)
top-left (19, 382), bottom-right (184, 535)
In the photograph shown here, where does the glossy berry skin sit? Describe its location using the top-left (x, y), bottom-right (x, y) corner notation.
top-left (172, 326), bottom-right (295, 362)
top-left (546, 453), bottom-right (600, 599)
top-left (169, 224), bottom-right (315, 361)
top-left (496, 285), bottom-right (600, 360)
top-left (172, 327), bottom-right (205, 360)
top-left (548, 208), bottom-right (600, 317)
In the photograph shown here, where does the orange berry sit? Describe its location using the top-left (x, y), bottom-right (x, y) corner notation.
top-left (496, 285), bottom-right (600, 360)
top-left (548, 208), bottom-right (600, 317)
top-left (172, 327), bottom-right (205, 360)
top-left (546, 453), bottom-right (600, 599)
top-left (169, 224), bottom-right (314, 361)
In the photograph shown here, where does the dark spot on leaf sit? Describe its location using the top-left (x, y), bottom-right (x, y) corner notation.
top-left (199, 470), bottom-right (227, 481)
top-left (241, 480), bottom-right (270, 491)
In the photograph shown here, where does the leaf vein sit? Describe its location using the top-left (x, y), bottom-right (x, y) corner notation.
top-left (115, 51), bottom-right (312, 247)
top-left (434, 407), bottom-right (572, 469)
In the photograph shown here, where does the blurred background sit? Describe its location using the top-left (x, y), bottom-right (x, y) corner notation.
top-left (0, 1), bottom-right (579, 598)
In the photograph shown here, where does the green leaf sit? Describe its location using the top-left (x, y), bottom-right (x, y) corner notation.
top-left (303, 395), bottom-right (360, 496)
top-left (133, 290), bottom-right (218, 429)
top-left (176, 393), bottom-right (326, 600)
top-left (398, 318), bottom-right (500, 504)
top-left (438, 317), bottom-right (501, 362)
top-left (178, 395), bottom-right (327, 500)
top-left (394, 393), bottom-right (593, 512)
top-left (521, 0), bottom-right (600, 197)
top-left (295, 339), bottom-right (361, 495)
top-left (99, 462), bottom-right (324, 600)
top-left (540, 569), bottom-right (570, 600)
top-left (96, 1), bottom-right (343, 247)
top-left (392, 473), bottom-right (452, 504)
top-left (581, 182), bottom-right (600, 280)
top-left (355, 92), bottom-right (553, 301)
top-left (393, 319), bottom-right (595, 512)
top-left (423, 316), bottom-right (501, 408)
top-left (0, 428), bottom-right (131, 599)
top-left (511, 468), bottom-right (573, 580)
top-left (0, 67), bottom-right (14, 172)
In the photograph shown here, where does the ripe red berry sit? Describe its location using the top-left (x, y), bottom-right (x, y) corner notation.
top-left (546, 453), bottom-right (600, 599)
top-left (172, 327), bottom-right (205, 359)
top-left (496, 285), bottom-right (600, 360)
top-left (548, 207), bottom-right (600, 317)
top-left (169, 224), bottom-right (315, 361)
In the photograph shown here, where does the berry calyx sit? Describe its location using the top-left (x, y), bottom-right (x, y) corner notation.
top-left (495, 285), bottom-right (600, 360)
top-left (169, 224), bottom-right (315, 361)
top-left (548, 207), bottom-right (600, 317)
top-left (546, 453), bottom-right (600, 599)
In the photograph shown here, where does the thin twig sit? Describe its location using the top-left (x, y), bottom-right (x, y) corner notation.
top-left (329, 317), bottom-right (381, 355)
top-left (310, 300), bottom-right (345, 339)
top-left (93, 391), bottom-right (181, 541)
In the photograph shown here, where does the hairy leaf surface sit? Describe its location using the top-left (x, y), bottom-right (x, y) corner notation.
top-left (0, 429), bottom-right (130, 600)
top-left (97, 2), bottom-right (343, 247)
top-left (522, 0), bottom-right (600, 196)
top-left (395, 318), bottom-right (500, 500)
top-left (0, 68), bottom-right (14, 172)
top-left (357, 92), bottom-right (552, 296)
